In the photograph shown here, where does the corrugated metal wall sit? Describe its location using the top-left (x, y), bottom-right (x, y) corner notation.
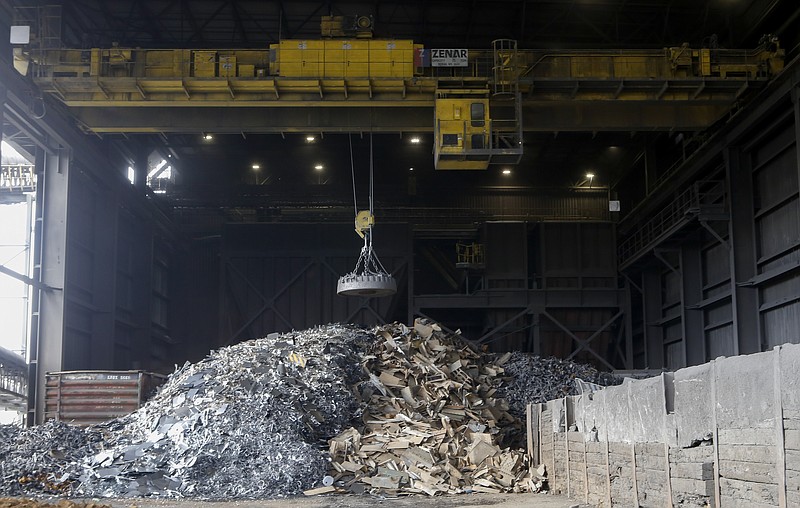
top-left (216, 223), bottom-right (411, 346)
top-left (622, 64), bottom-right (800, 368)
top-left (750, 117), bottom-right (800, 348)
top-left (61, 167), bottom-right (178, 373)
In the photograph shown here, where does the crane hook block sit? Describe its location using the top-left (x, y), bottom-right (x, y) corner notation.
top-left (354, 210), bottom-right (374, 239)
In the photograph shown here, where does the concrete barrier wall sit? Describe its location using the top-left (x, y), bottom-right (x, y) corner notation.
top-left (527, 343), bottom-right (800, 507)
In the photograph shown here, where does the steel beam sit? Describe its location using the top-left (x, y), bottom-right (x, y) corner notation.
top-left (681, 238), bottom-right (705, 365)
top-left (726, 146), bottom-right (760, 356)
top-left (642, 268), bottom-right (664, 368)
top-left (31, 148), bottom-right (71, 424)
top-left (64, 101), bottom-right (734, 134)
top-left (414, 288), bottom-right (623, 309)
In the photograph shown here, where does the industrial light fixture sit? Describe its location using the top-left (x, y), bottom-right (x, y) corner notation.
top-left (410, 136), bottom-right (421, 144)
top-left (409, 167), bottom-right (414, 172)
top-left (203, 133), bottom-right (213, 141)
top-left (306, 135), bottom-right (316, 142)
top-left (314, 164), bottom-right (324, 171)
top-left (252, 164), bottom-right (261, 170)
top-left (502, 168), bottom-right (512, 175)
top-left (586, 172), bottom-right (595, 179)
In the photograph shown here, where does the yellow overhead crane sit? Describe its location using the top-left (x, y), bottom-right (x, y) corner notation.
top-left (21, 20), bottom-right (785, 170)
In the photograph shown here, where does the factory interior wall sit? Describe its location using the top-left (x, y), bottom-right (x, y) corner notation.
top-left (621, 57), bottom-right (800, 372)
top-left (172, 220), bottom-right (623, 365)
top-left (527, 341), bottom-right (800, 507)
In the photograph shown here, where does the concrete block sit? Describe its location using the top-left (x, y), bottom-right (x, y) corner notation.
top-left (718, 444), bottom-right (775, 464)
top-left (670, 461), bottom-right (714, 480)
top-left (669, 445), bottom-right (713, 463)
top-left (608, 442), bottom-right (630, 455)
top-left (785, 428), bottom-right (800, 450)
top-left (568, 450), bottom-right (586, 462)
top-left (586, 441), bottom-right (605, 454)
top-left (719, 459), bottom-right (776, 483)
top-left (674, 363), bottom-right (714, 448)
top-left (780, 342), bottom-right (800, 410)
top-left (786, 468), bottom-right (800, 489)
top-left (547, 398), bottom-right (565, 433)
top-left (567, 431), bottom-right (585, 443)
top-left (568, 470), bottom-right (584, 482)
top-left (627, 376), bottom-right (667, 443)
top-left (718, 427), bottom-right (775, 446)
top-left (603, 383), bottom-right (633, 443)
top-left (785, 416), bottom-right (800, 430)
top-left (718, 495), bottom-right (776, 508)
top-left (635, 442), bottom-right (666, 456)
top-left (672, 492), bottom-right (713, 507)
top-left (670, 477), bottom-right (715, 496)
top-left (785, 449), bottom-right (800, 471)
top-left (608, 454), bottom-right (630, 467)
top-left (633, 453), bottom-right (667, 471)
top-left (574, 390), bottom-right (604, 436)
top-left (639, 493), bottom-right (669, 508)
top-left (714, 352), bottom-right (775, 430)
top-left (719, 477), bottom-right (778, 505)
top-left (585, 451), bottom-right (605, 465)
top-left (587, 465), bottom-right (607, 476)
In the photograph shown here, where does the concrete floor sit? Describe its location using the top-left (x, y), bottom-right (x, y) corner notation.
top-left (93, 494), bottom-right (589, 508)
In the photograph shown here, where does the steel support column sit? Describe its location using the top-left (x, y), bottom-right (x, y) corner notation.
top-left (642, 268), bottom-right (664, 368)
top-left (726, 147), bottom-right (760, 355)
top-left (681, 238), bottom-right (706, 365)
top-left (622, 279), bottom-right (635, 369)
top-left (90, 191), bottom-right (118, 369)
top-left (793, 87), bottom-right (800, 213)
top-left (30, 147), bottom-right (70, 424)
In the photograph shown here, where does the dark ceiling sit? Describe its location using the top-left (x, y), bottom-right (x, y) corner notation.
top-left (10, 0), bottom-right (800, 203)
top-left (43, 0), bottom-right (800, 51)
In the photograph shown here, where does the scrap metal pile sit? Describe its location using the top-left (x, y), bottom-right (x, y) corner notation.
top-left (0, 500), bottom-right (109, 508)
top-left (0, 319), bottom-right (615, 499)
top-left (312, 320), bottom-right (544, 496)
top-left (495, 353), bottom-right (620, 420)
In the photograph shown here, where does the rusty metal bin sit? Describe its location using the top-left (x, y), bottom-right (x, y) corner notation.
top-left (45, 370), bottom-right (167, 426)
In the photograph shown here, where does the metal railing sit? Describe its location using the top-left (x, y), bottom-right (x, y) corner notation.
top-left (618, 180), bottom-right (726, 266)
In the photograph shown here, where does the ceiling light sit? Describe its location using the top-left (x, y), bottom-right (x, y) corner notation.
top-left (410, 137), bottom-right (421, 144)
top-left (502, 169), bottom-right (512, 175)
top-left (409, 167), bottom-right (414, 171)
top-left (306, 135), bottom-right (315, 142)
top-left (314, 164), bottom-right (324, 171)
top-left (252, 164), bottom-right (261, 170)
top-left (586, 172), bottom-right (595, 179)
top-left (203, 134), bottom-right (213, 140)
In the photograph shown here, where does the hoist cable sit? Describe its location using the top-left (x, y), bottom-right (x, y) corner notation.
top-left (348, 133), bottom-right (358, 216)
top-left (369, 132), bottom-right (375, 216)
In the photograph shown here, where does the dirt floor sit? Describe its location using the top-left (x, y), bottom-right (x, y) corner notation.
top-left (1, 495), bottom-right (591, 508)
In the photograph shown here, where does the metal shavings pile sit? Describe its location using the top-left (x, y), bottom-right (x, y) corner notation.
top-left (0, 421), bottom-right (103, 496)
top-left (81, 324), bottom-right (371, 499)
top-left (0, 499), bottom-right (110, 508)
top-left (494, 352), bottom-right (620, 420)
top-left (1, 325), bottom-right (371, 499)
top-left (0, 321), bottom-right (618, 500)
